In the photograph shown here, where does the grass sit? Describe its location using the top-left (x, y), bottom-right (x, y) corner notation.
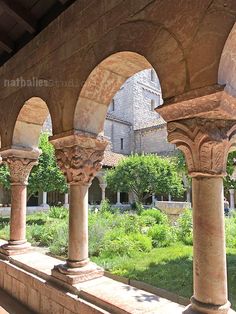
top-left (92, 244), bottom-right (236, 309)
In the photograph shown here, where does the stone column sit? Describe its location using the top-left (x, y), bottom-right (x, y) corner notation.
top-left (1, 156), bottom-right (38, 255)
top-left (152, 193), bottom-right (155, 206)
top-left (64, 192), bottom-right (69, 209)
top-left (166, 118), bottom-right (235, 314)
top-left (41, 191), bottom-right (49, 209)
top-left (168, 193), bottom-right (171, 201)
top-left (99, 183), bottom-right (107, 201)
top-left (116, 191), bottom-right (121, 205)
top-left (186, 189), bottom-right (191, 203)
top-left (229, 189), bottom-right (235, 209)
top-left (50, 133), bottom-right (108, 284)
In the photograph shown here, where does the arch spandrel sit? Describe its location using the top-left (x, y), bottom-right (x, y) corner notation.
top-left (74, 51), bottom-right (154, 135)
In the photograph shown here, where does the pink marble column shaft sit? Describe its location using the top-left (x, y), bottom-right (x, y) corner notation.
top-left (9, 184), bottom-right (27, 244)
top-left (67, 183), bottom-right (89, 266)
top-left (191, 177), bottom-right (229, 313)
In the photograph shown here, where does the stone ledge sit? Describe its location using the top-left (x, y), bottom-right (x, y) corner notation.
top-left (104, 271), bottom-right (190, 306)
top-left (0, 250), bottom-right (186, 313)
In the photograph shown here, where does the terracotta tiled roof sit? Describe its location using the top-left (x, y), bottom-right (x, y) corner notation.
top-left (103, 151), bottom-right (125, 167)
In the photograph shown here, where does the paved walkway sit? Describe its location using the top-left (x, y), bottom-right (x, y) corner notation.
top-left (0, 289), bottom-right (33, 314)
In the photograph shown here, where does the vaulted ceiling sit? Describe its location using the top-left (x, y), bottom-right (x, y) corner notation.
top-left (0, 0), bottom-right (75, 65)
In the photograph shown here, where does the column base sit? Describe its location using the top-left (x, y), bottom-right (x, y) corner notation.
top-left (40, 204), bottom-right (50, 209)
top-left (0, 240), bottom-right (31, 256)
top-left (184, 297), bottom-right (231, 314)
top-left (51, 261), bottom-right (104, 285)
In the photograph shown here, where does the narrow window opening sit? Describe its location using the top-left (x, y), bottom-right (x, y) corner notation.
top-left (111, 99), bottom-right (115, 111)
top-left (151, 99), bottom-right (155, 111)
top-left (150, 69), bottom-right (155, 82)
top-left (121, 138), bottom-right (124, 150)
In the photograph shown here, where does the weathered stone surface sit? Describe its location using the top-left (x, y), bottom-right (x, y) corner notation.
top-left (51, 133), bottom-right (108, 184)
top-left (167, 118), bottom-right (236, 177)
top-left (0, 1), bottom-right (236, 143)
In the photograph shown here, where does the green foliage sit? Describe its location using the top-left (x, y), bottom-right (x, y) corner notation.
top-left (148, 224), bottom-right (175, 247)
top-left (128, 233), bottom-right (152, 252)
top-left (49, 222), bottom-right (68, 256)
top-left (99, 199), bottom-right (112, 213)
top-left (89, 213), bottom-right (108, 256)
top-left (28, 133), bottom-right (67, 197)
top-left (140, 209), bottom-right (168, 225)
top-left (224, 150), bottom-right (236, 191)
top-left (0, 163), bottom-right (10, 190)
top-left (131, 202), bottom-right (144, 214)
top-left (106, 154), bottom-right (184, 203)
top-left (174, 151), bottom-right (187, 175)
top-left (176, 209), bottom-right (193, 245)
top-left (101, 228), bottom-right (152, 258)
top-left (225, 217), bottom-right (236, 248)
top-left (48, 206), bottom-right (68, 219)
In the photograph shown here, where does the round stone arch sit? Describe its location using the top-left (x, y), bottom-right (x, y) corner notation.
top-left (73, 51), bottom-right (159, 135)
top-left (218, 23), bottom-right (236, 151)
top-left (219, 23), bottom-right (236, 97)
top-left (11, 97), bottom-right (51, 151)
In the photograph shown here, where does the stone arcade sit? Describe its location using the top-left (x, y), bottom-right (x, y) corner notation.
top-left (0, 1), bottom-right (236, 313)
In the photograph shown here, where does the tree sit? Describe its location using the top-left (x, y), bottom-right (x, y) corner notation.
top-left (224, 150), bottom-right (236, 191)
top-left (28, 133), bottom-right (67, 198)
top-left (174, 151), bottom-right (191, 194)
top-left (106, 154), bottom-right (184, 204)
top-left (0, 163), bottom-right (10, 190)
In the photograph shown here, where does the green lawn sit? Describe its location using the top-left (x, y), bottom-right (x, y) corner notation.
top-left (92, 244), bottom-right (236, 309)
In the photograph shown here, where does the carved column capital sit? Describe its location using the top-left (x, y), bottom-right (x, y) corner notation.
top-left (4, 157), bottom-right (38, 185)
top-left (53, 134), bottom-right (108, 185)
top-left (167, 118), bottom-right (236, 177)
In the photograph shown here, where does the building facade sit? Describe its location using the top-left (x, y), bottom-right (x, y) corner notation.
top-left (104, 68), bottom-right (175, 156)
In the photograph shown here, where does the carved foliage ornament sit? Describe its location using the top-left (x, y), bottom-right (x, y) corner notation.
top-left (55, 145), bottom-right (105, 184)
top-left (4, 157), bottom-right (38, 184)
top-left (167, 118), bottom-right (236, 177)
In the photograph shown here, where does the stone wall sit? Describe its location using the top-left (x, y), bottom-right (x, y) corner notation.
top-left (134, 125), bottom-right (176, 155)
top-left (105, 68), bottom-right (172, 155)
top-left (104, 118), bottom-right (132, 155)
top-left (0, 258), bottom-right (107, 314)
top-left (155, 201), bottom-right (192, 222)
top-left (132, 69), bottom-right (162, 130)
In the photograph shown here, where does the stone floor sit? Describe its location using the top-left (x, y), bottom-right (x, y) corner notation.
top-left (0, 289), bottom-right (33, 314)
top-left (10, 251), bottom-right (185, 313)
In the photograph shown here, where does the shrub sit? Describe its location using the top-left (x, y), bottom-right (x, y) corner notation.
top-left (100, 199), bottom-right (112, 213)
top-left (89, 216), bottom-right (108, 256)
top-left (138, 215), bottom-right (158, 228)
top-left (225, 217), bottom-right (236, 248)
top-left (48, 206), bottom-right (68, 219)
top-left (49, 222), bottom-right (68, 256)
top-left (101, 228), bottom-right (136, 257)
top-left (26, 224), bottom-right (45, 245)
top-left (0, 224), bottom-right (9, 240)
top-left (148, 224), bottom-right (175, 247)
top-left (128, 233), bottom-right (152, 252)
top-left (113, 214), bottom-right (141, 233)
top-left (141, 209), bottom-right (168, 225)
top-left (176, 209), bottom-right (193, 245)
top-left (131, 202), bottom-right (144, 214)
